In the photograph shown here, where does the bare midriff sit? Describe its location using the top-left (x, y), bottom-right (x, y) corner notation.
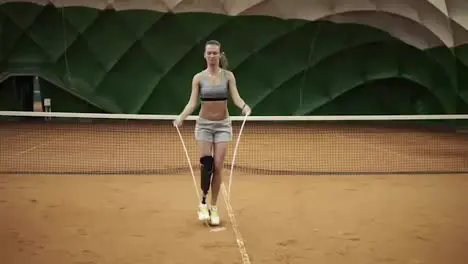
top-left (199, 101), bottom-right (229, 121)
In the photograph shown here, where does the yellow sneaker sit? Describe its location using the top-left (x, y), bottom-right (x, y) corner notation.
top-left (198, 203), bottom-right (210, 221)
top-left (210, 205), bottom-right (220, 226)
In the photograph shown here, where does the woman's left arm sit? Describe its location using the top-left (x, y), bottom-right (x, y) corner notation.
top-left (227, 71), bottom-right (251, 114)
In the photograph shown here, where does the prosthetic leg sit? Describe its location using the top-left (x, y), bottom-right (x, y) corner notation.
top-left (198, 156), bottom-right (214, 221)
top-left (200, 155), bottom-right (214, 204)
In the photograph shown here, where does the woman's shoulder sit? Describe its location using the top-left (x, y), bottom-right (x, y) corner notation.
top-left (193, 71), bottom-right (206, 81)
top-left (222, 69), bottom-right (234, 79)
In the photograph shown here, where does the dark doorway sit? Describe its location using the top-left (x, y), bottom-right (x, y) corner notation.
top-left (14, 76), bottom-right (34, 112)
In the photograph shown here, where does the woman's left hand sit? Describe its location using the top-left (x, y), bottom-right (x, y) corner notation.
top-left (242, 105), bottom-right (251, 116)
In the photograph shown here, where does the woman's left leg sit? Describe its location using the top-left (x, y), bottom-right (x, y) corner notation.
top-left (211, 142), bottom-right (228, 205)
top-left (209, 141), bottom-right (228, 225)
top-left (209, 118), bottom-right (232, 225)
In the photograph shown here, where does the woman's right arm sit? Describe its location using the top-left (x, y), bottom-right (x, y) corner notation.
top-left (177, 73), bottom-right (200, 121)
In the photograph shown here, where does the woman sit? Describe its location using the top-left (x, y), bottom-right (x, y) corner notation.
top-left (173, 40), bottom-right (251, 226)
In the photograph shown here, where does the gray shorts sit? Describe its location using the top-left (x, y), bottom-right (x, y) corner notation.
top-left (195, 117), bottom-right (232, 143)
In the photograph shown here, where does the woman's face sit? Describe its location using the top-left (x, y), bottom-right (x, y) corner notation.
top-left (205, 44), bottom-right (220, 66)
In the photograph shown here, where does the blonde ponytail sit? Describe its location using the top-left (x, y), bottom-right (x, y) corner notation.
top-left (220, 52), bottom-right (228, 69)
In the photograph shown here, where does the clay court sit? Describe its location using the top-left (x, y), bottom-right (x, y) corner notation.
top-left (1, 118), bottom-right (468, 264)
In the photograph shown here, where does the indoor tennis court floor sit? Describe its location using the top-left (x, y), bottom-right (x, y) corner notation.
top-left (1, 173), bottom-right (468, 264)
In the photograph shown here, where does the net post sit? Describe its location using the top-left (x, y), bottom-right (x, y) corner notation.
top-left (33, 76), bottom-right (42, 113)
top-left (43, 98), bottom-right (51, 121)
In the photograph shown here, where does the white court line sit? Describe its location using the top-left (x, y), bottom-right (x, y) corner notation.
top-left (221, 183), bottom-right (251, 264)
top-left (0, 132), bottom-right (30, 144)
top-left (335, 133), bottom-right (413, 160)
top-left (15, 136), bottom-right (64, 155)
top-left (222, 113), bottom-right (251, 263)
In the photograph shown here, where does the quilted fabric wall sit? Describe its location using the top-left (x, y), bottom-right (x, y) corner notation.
top-left (0, 2), bottom-right (467, 114)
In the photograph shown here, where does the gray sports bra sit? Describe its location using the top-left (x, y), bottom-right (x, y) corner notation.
top-left (199, 70), bottom-right (229, 101)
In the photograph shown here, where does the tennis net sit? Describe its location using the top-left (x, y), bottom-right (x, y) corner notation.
top-left (0, 111), bottom-right (467, 175)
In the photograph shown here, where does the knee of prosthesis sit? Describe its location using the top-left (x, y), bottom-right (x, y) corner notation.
top-left (200, 156), bottom-right (214, 194)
